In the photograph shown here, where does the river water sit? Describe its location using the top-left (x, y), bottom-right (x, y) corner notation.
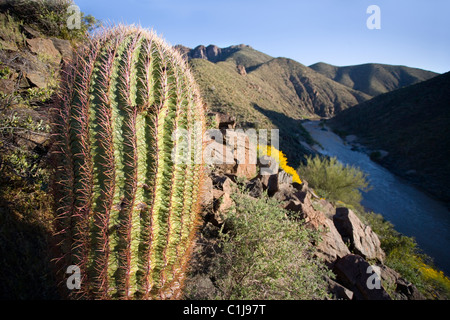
top-left (302, 120), bottom-right (450, 275)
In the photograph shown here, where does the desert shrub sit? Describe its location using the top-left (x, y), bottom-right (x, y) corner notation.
top-left (298, 155), bottom-right (370, 207)
top-left (210, 185), bottom-right (332, 300)
top-left (1, 0), bottom-right (100, 41)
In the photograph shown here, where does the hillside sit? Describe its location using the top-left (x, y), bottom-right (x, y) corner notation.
top-left (177, 44), bottom-right (371, 166)
top-left (179, 44), bottom-right (371, 118)
top-left (329, 71), bottom-right (450, 203)
top-left (310, 62), bottom-right (438, 97)
top-left (174, 44), bottom-right (273, 68)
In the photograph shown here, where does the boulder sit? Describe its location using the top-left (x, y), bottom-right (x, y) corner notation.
top-left (277, 169), bottom-right (293, 186)
top-left (259, 156), bottom-right (280, 195)
top-left (206, 127), bottom-right (258, 179)
top-left (315, 218), bottom-right (351, 267)
top-left (378, 264), bottom-right (425, 300)
top-left (209, 112), bottom-right (236, 129)
top-left (260, 173), bottom-right (278, 195)
top-left (50, 38), bottom-right (73, 62)
top-left (200, 175), bottom-right (214, 208)
top-left (273, 184), bottom-right (297, 202)
top-left (333, 254), bottom-right (391, 300)
top-left (325, 277), bottom-right (354, 300)
top-left (245, 177), bottom-right (264, 198)
top-left (316, 198), bottom-right (336, 218)
top-left (210, 172), bottom-right (229, 189)
top-left (299, 193), bottom-right (327, 228)
top-left (396, 277), bottom-right (425, 300)
top-left (225, 130), bottom-right (257, 179)
top-left (205, 140), bottom-right (235, 174)
top-left (211, 187), bottom-right (234, 226)
top-left (333, 207), bottom-right (385, 262)
top-left (21, 25), bottom-right (41, 38)
top-left (221, 177), bottom-right (236, 195)
top-left (282, 193), bottom-right (350, 266)
top-left (26, 38), bottom-right (61, 65)
top-left (234, 161), bottom-right (257, 180)
top-left (258, 155), bottom-right (279, 176)
top-left (236, 64), bottom-right (247, 76)
top-left (25, 70), bottom-right (48, 88)
top-left (0, 78), bottom-right (16, 95)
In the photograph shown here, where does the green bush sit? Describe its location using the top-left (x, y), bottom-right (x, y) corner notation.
top-left (210, 185), bottom-right (332, 300)
top-left (2, 0), bottom-right (100, 42)
top-left (298, 155), bottom-right (370, 208)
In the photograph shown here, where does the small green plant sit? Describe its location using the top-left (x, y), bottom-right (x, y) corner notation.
top-left (26, 87), bottom-right (55, 104)
top-left (298, 155), bottom-right (370, 208)
top-left (209, 185), bottom-right (332, 300)
top-left (0, 62), bottom-right (11, 79)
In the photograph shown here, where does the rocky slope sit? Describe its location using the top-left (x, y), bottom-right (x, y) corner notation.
top-left (187, 114), bottom-right (425, 300)
top-left (329, 71), bottom-right (450, 204)
top-left (309, 62), bottom-right (438, 96)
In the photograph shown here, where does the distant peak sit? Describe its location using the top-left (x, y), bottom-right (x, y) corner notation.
top-left (173, 43), bottom-right (252, 63)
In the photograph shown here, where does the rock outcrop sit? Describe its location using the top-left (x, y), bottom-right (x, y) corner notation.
top-left (236, 64), bottom-right (246, 76)
top-left (174, 43), bottom-right (252, 63)
top-left (333, 207), bottom-right (385, 262)
top-left (205, 119), bottom-right (257, 180)
top-left (333, 254), bottom-right (391, 300)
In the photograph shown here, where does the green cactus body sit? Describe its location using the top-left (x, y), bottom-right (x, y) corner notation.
top-left (53, 26), bottom-right (206, 299)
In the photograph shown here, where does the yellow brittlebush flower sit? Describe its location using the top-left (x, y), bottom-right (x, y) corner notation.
top-left (419, 262), bottom-right (450, 290)
top-left (258, 144), bottom-right (302, 184)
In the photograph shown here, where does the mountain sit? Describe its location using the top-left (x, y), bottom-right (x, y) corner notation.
top-left (177, 44), bottom-right (442, 172)
top-left (329, 71), bottom-right (450, 203)
top-left (309, 62), bottom-right (438, 96)
top-left (177, 44), bottom-right (371, 118)
top-left (176, 45), bottom-right (370, 166)
top-left (175, 44), bottom-right (371, 166)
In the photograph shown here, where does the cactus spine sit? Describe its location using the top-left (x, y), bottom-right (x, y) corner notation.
top-left (53, 25), bottom-right (205, 299)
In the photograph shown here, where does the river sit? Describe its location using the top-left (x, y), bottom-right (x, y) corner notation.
top-left (302, 120), bottom-right (450, 276)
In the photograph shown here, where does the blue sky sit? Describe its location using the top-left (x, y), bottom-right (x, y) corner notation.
top-left (75, 0), bottom-right (450, 73)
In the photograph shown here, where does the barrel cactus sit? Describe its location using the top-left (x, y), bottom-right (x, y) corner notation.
top-left (52, 25), bottom-right (206, 299)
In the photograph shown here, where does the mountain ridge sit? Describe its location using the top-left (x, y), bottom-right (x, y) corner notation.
top-left (309, 61), bottom-right (438, 96)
